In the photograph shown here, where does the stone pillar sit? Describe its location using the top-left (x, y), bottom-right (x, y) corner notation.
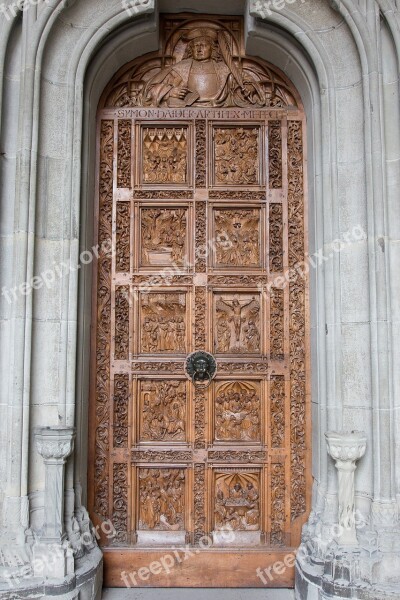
top-left (325, 431), bottom-right (367, 546)
top-left (33, 427), bottom-right (76, 579)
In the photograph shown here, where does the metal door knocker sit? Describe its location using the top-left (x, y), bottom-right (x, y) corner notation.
top-left (185, 351), bottom-right (217, 389)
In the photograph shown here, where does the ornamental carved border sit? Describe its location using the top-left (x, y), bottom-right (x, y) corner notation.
top-left (93, 120), bottom-right (113, 519)
top-left (288, 121), bottom-right (307, 521)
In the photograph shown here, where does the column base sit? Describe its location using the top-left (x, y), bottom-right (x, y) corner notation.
top-left (295, 540), bottom-right (400, 600)
top-left (0, 544), bottom-right (102, 600)
top-left (295, 557), bottom-right (400, 600)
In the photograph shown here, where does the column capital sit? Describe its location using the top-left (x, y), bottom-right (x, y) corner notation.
top-left (325, 430), bottom-right (367, 465)
top-left (325, 430), bottom-right (367, 547)
top-left (34, 427), bottom-right (76, 463)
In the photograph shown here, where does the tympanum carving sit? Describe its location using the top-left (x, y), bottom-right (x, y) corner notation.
top-left (104, 18), bottom-right (299, 109)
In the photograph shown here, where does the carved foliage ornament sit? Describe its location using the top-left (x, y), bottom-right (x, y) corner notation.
top-left (94, 121), bottom-right (114, 518)
top-left (104, 18), bottom-right (299, 109)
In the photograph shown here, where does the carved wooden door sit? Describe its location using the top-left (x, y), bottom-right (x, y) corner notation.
top-left (90, 15), bottom-right (310, 588)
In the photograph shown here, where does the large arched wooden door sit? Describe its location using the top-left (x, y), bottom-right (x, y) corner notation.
top-left (89, 14), bottom-right (311, 588)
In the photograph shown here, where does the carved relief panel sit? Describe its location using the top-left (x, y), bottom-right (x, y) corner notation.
top-left (92, 14), bottom-right (309, 586)
top-left (138, 468), bottom-right (186, 531)
top-left (214, 293), bottom-right (261, 354)
top-left (141, 127), bottom-right (189, 186)
top-left (139, 380), bottom-right (188, 443)
top-left (214, 471), bottom-right (261, 532)
top-left (211, 207), bottom-right (262, 269)
top-left (214, 381), bottom-right (261, 443)
top-left (212, 127), bottom-right (262, 187)
top-left (140, 207), bottom-right (188, 267)
top-left (139, 292), bottom-right (187, 354)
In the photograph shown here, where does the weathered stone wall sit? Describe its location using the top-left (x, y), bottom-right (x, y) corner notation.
top-left (0, 0), bottom-right (399, 598)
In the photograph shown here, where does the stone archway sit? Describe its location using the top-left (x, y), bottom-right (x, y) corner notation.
top-left (1, 1), bottom-right (398, 599)
top-left (88, 13), bottom-right (311, 588)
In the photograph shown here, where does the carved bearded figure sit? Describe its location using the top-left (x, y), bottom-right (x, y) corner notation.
top-left (144, 28), bottom-right (228, 106)
top-left (144, 27), bottom-right (253, 107)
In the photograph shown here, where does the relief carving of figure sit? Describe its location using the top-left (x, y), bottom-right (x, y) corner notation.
top-left (215, 382), bottom-right (260, 442)
top-left (215, 209), bottom-right (260, 266)
top-left (216, 295), bottom-right (260, 353)
top-left (141, 294), bottom-right (186, 354)
top-left (214, 473), bottom-right (260, 531)
top-left (139, 468), bottom-right (185, 531)
top-left (105, 18), bottom-right (300, 109)
top-left (143, 25), bottom-right (266, 108)
top-left (141, 381), bottom-right (186, 442)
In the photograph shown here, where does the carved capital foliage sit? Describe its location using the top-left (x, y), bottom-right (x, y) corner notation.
top-left (35, 428), bottom-right (75, 462)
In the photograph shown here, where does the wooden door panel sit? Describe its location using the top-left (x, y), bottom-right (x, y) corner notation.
top-left (90, 14), bottom-right (310, 588)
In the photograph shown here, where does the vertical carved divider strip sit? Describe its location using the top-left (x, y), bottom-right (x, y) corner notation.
top-left (268, 120), bottom-right (283, 189)
top-left (94, 120), bottom-right (114, 518)
top-left (288, 121), bottom-right (306, 521)
top-left (270, 375), bottom-right (285, 448)
top-left (115, 286), bottom-right (130, 360)
top-left (194, 286), bottom-right (206, 450)
top-left (195, 119), bottom-right (207, 187)
top-left (113, 374), bottom-right (129, 448)
top-left (270, 289), bottom-right (284, 360)
top-left (116, 203), bottom-right (131, 272)
top-left (194, 463), bottom-right (206, 544)
top-left (195, 201), bottom-right (207, 273)
top-left (195, 287), bottom-right (206, 349)
top-left (113, 463), bottom-right (129, 544)
top-left (117, 120), bottom-right (132, 188)
top-left (270, 461), bottom-right (286, 546)
top-left (269, 203), bottom-right (284, 272)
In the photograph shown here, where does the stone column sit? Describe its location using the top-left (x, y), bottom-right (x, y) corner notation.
top-left (325, 431), bottom-right (367, 546)
top-left (33, 427), bottom-right (76, 579)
